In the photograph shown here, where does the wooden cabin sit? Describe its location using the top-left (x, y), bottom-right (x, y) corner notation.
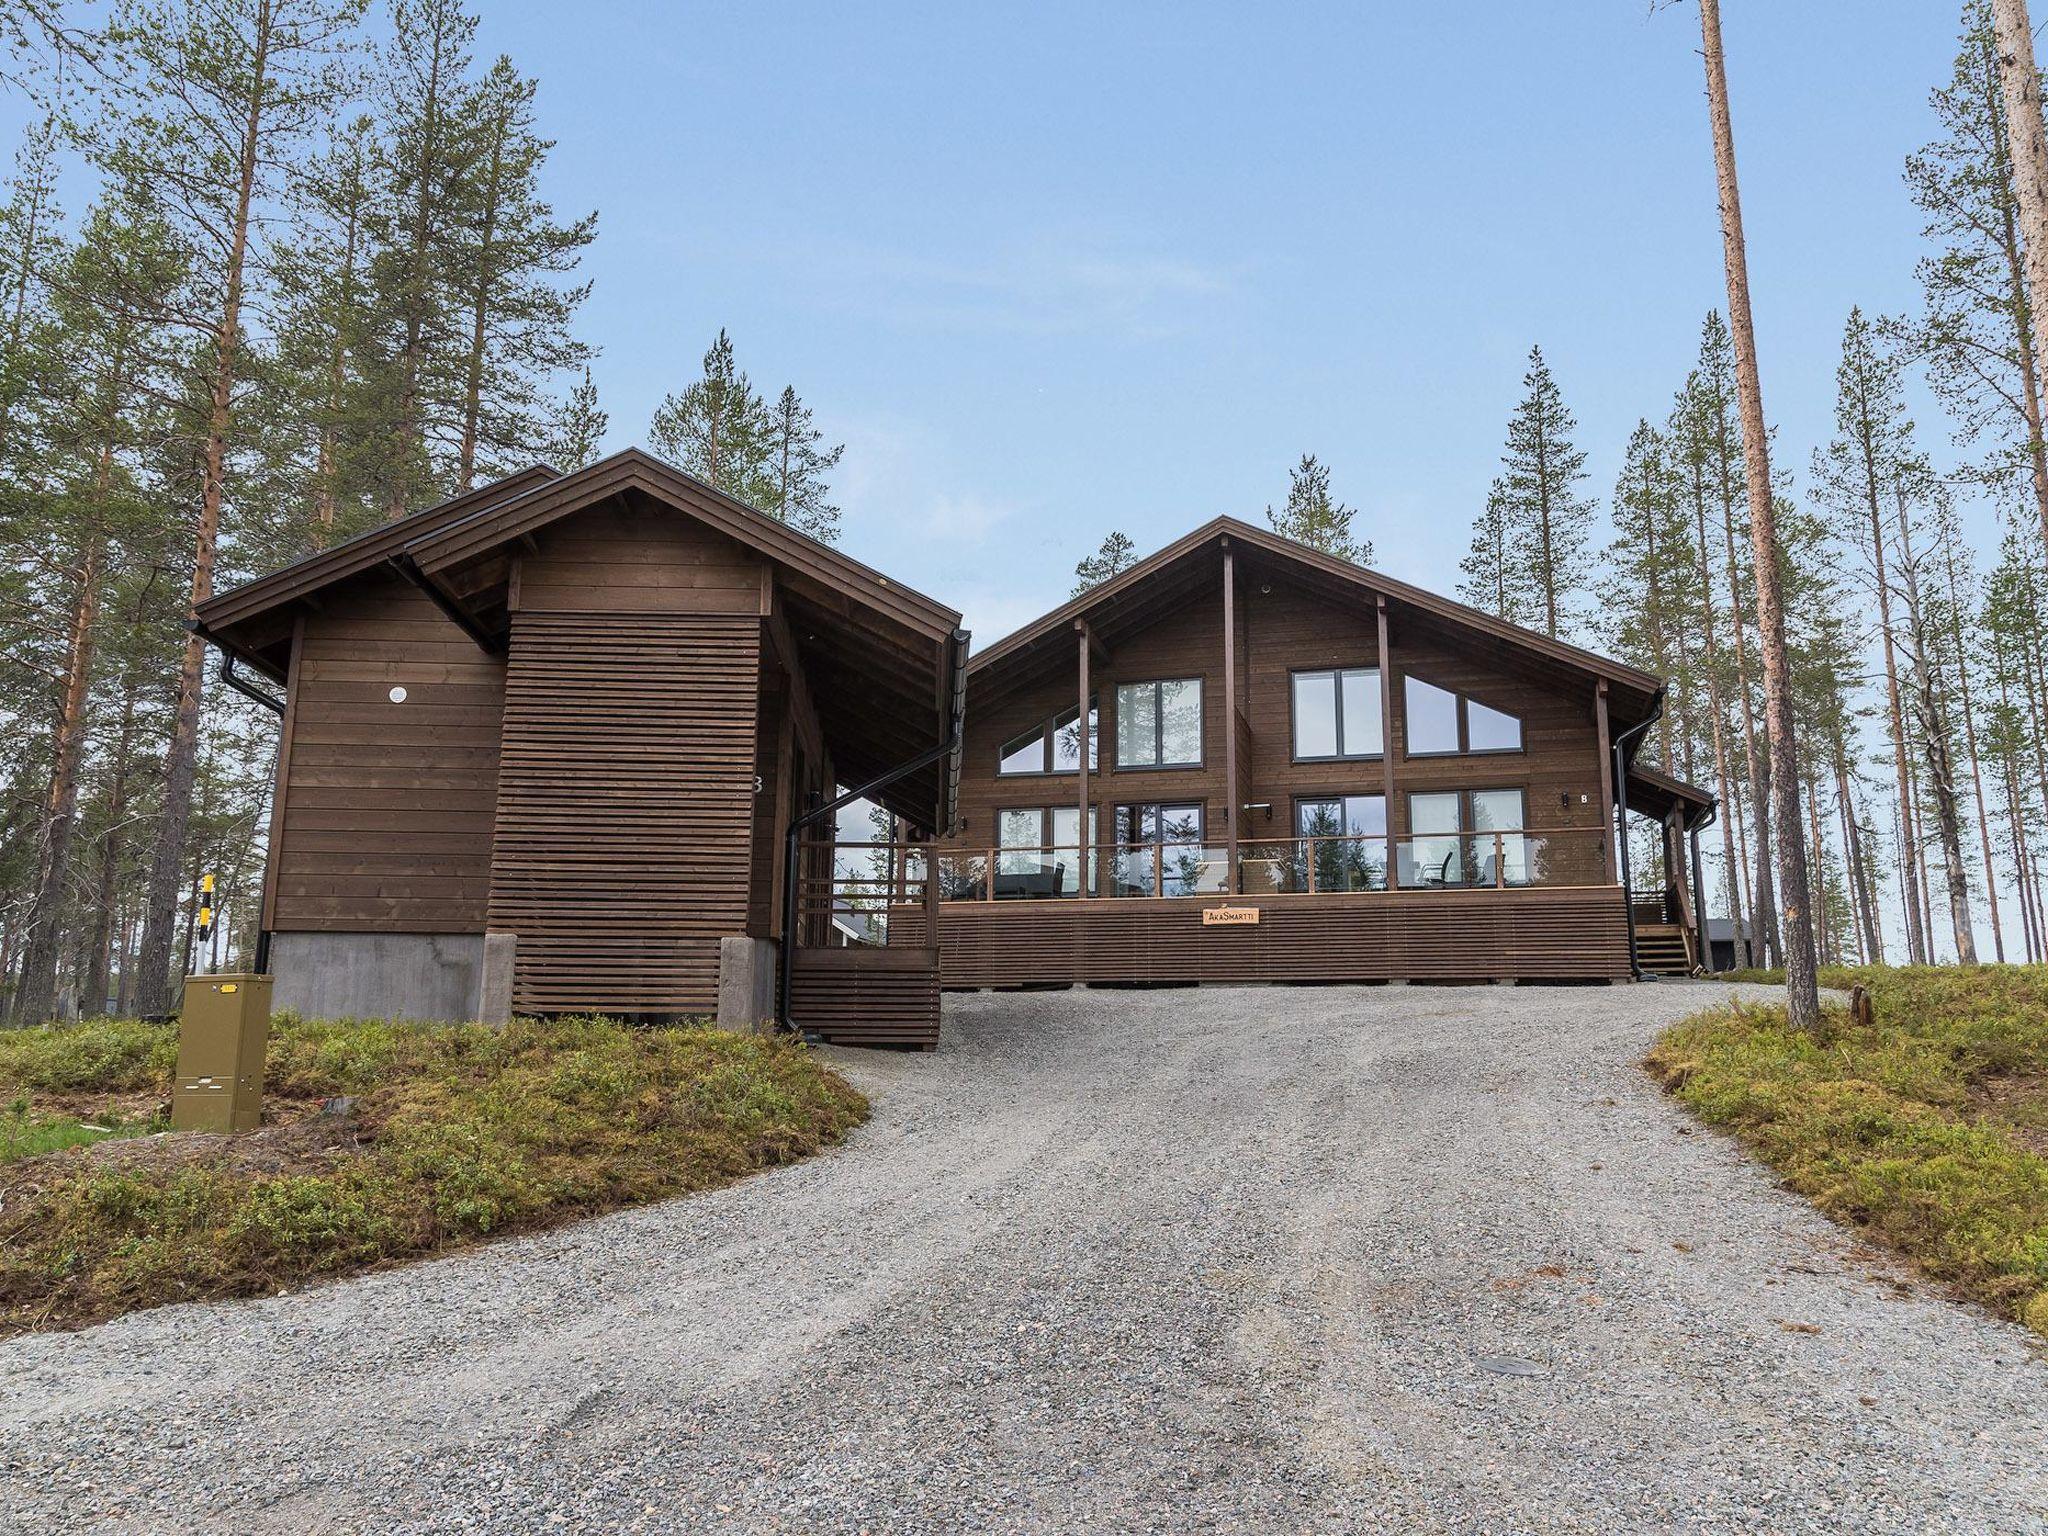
top-left (888, 518), bottom-right (1714, 987)
top-left (195, 450), bottom-right (967, 1045)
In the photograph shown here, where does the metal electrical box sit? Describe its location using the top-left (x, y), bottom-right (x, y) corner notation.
top-left (171, 973), bottom-right (273, 1133)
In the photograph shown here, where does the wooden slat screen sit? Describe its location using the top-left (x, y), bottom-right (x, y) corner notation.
top-left (490, 611), bottom-right (760, 1014)
top-left (789, 946), bottom-right (941, 1049)
top-left (890, 887), bottom-right (1631, 987)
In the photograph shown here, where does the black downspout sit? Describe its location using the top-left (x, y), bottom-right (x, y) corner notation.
top-left (220, 650), bottom-right (286, 715)
top-left (1610, 701), bottom-right (1662, 982)
top-left (777, 628), bottom-right (970, 1034)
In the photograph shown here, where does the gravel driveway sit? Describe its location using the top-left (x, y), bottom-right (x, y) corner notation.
top-left (3, 981), bottom-right (2044, 1534)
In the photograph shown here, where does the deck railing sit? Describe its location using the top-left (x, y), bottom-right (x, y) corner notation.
top-left (923, 827), bottom-right (1614, 902)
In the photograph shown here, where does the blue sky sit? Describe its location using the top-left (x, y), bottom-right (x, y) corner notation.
top-left (2, 3), bottom-right (1971, 644)
top-left (468, 0), bottom-right (1966, 646)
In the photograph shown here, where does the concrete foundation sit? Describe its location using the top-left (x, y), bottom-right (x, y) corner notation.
top-left (716, 936), bottom-right (779, 1033)
top-left (270, 932), bottom-right (487, 1022)
top-left (478, 932), bottom-right (517, 1025)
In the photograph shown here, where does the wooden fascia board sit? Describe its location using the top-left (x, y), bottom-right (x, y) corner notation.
top-left (969, 514), bottom-right (1663, 711)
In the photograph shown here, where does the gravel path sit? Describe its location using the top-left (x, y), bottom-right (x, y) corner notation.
top-left (3, 981), bottom-right (2044, 1534)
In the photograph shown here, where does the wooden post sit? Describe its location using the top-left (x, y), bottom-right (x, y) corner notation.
top-left (1222, 544), bottom-right (1239, 894)
top-left (1077, 619), bottom-right (1091, 898)
top-left (1595, 680), bottom-right (1616, 884)
top-left (1377, 594), bottom-right (1398, 888)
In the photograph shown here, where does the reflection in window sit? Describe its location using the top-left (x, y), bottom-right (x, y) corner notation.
top-left (998, 698), bottom-right (1099, 775)
top-left (1403, 788), bottom-right (1527, 888)
top-left (1294, 794), bottom-right (1388, 892)
top-left (1402, 674), bottom-right (1522, 755)
top-left (1112, 801), bottom-right (1213, 896)
top-left (1292, 668), bottom-right (1382, 760)
top-left (994, 806), bottom-right (1098, 897)
top-left (1115, 678), bottom-right (1203, 768)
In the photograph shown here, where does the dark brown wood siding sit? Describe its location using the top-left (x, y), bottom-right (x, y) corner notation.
top-left (488, 610), bottom-right (760, 1014)
top-left (270, 571), bottom-right (504, 933)
top-left (486, 503), bottom-right (772, 1014)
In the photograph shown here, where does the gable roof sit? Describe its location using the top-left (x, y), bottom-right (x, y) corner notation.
top-left (195, 448), bottom-right (968, 830)
top-left (976, 515), bottom-right (1658, 693)
top-left (969, 516), bottom-right (1668, 744)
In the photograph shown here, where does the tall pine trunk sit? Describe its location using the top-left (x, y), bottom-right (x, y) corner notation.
top-left (135, 4), bottom-right (275, 1017)
top-left (455, 100), bottom-right (507, 494)
top-left (1991, 0), bottom-right (2048, 557)
top-left (1697, 0), bottom-right (1820, 1028)
top-left (11, 545), bottom-right (102, 1025)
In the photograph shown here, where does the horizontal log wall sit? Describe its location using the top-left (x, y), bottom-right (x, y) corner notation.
top-left (891, 887), bottom-right (1631, 987)
top-left (270, 571), bottom-right (505, 933)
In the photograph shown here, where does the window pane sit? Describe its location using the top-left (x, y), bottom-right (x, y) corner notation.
top-left (998, 728), bottom-right (1043, 775)
top-left (997, 809), bottom-right (1043, 886)
top-left (1470, 789), bottom-right (1525, 831)
top-left (1296, 799), bottom-right (1342, 837)
top-left (1049, 807), bottom-right (1096, 894)
top-left (1340, 669), bottom-right (1383, 756)
top-left (1159, 804), bottom-right (1203, 843)
top-left (1051, 702), bottom-right (1098, 772)
top-left (1116, 683), bottom-right (1157, 767)
top-left (1158, 678), bottom-right (1203, 764)
top-left (1408, 792), bottom-right (1461, 835)
top-left (1404, 676), bottom-right (1460, 754)
top-left (1341, 795), bottom-right (1387, 837)
top-left (1293, 672), bottom-right (1338, 758)
top-left (1467, 698), bottom-right (1522, 752)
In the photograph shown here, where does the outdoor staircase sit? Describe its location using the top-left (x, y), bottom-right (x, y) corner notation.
top-left (1635, 923), bottom-right (1693, 977)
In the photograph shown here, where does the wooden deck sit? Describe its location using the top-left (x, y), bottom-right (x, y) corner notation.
top-left (888, 885), bottom-right (1632, 989)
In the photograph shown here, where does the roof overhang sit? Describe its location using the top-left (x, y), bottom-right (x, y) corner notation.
top-left (1624, 761), bottom-right (1718, 831)
top-left (195, 449), bottom-right (969, 831)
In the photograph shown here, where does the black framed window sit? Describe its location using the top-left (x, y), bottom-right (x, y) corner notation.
top-left (1291, 667), bottom-right (1382, 761)
top-left (998, 697), bottom-right (1099, 776)
top-left (1402, 674), bottom-right (1523, 756)
top-left (1114, 678), bottom-right (1203, 768)
top-left (1403, 788), bottom-right (1527, 887)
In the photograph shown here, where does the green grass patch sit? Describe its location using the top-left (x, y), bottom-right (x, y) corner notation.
top-left (0, 1015), bottom-right (866, 1336)
top-left (1646, 966), bottom-right (2048, 1337)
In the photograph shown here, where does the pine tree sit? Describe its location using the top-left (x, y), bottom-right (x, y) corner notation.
top-left (545, 365), bottom-right (605, 471)
top-left (97, 0), bottom-right (363, 1017)
top-left (447, 54), bottom-right (595, 492)
top-left (1598, 420), bottom-right (1698, 773)
top-left (648, 328), bottom-right (772, 503)
top-left (1810, 309), bottom-right (1938, 963)
top-left (1264, 454), bottom-right (1369, 563)
top-left (1696, 0), bottom-right (1819, 1027)
top-left (1072, 531), bottom-right (1136, 597)
top-left (370, 0), bottom-right (474, 518)
top-left (763, 384), bottom-right (842, 541)
top-left (1494, 344), bottom-right (1593, 639)
top-left (1458, 477), bottom-right (1535, 624)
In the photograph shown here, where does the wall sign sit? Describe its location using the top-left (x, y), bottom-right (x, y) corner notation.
top-left (1201, 905), bottom-right (1260, 927)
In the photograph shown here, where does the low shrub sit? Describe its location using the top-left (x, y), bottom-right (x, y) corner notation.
top-left (1647, 966), bottom-right (2048, 1336)
top-left (0, 1017), bottom-right (866, 1335)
